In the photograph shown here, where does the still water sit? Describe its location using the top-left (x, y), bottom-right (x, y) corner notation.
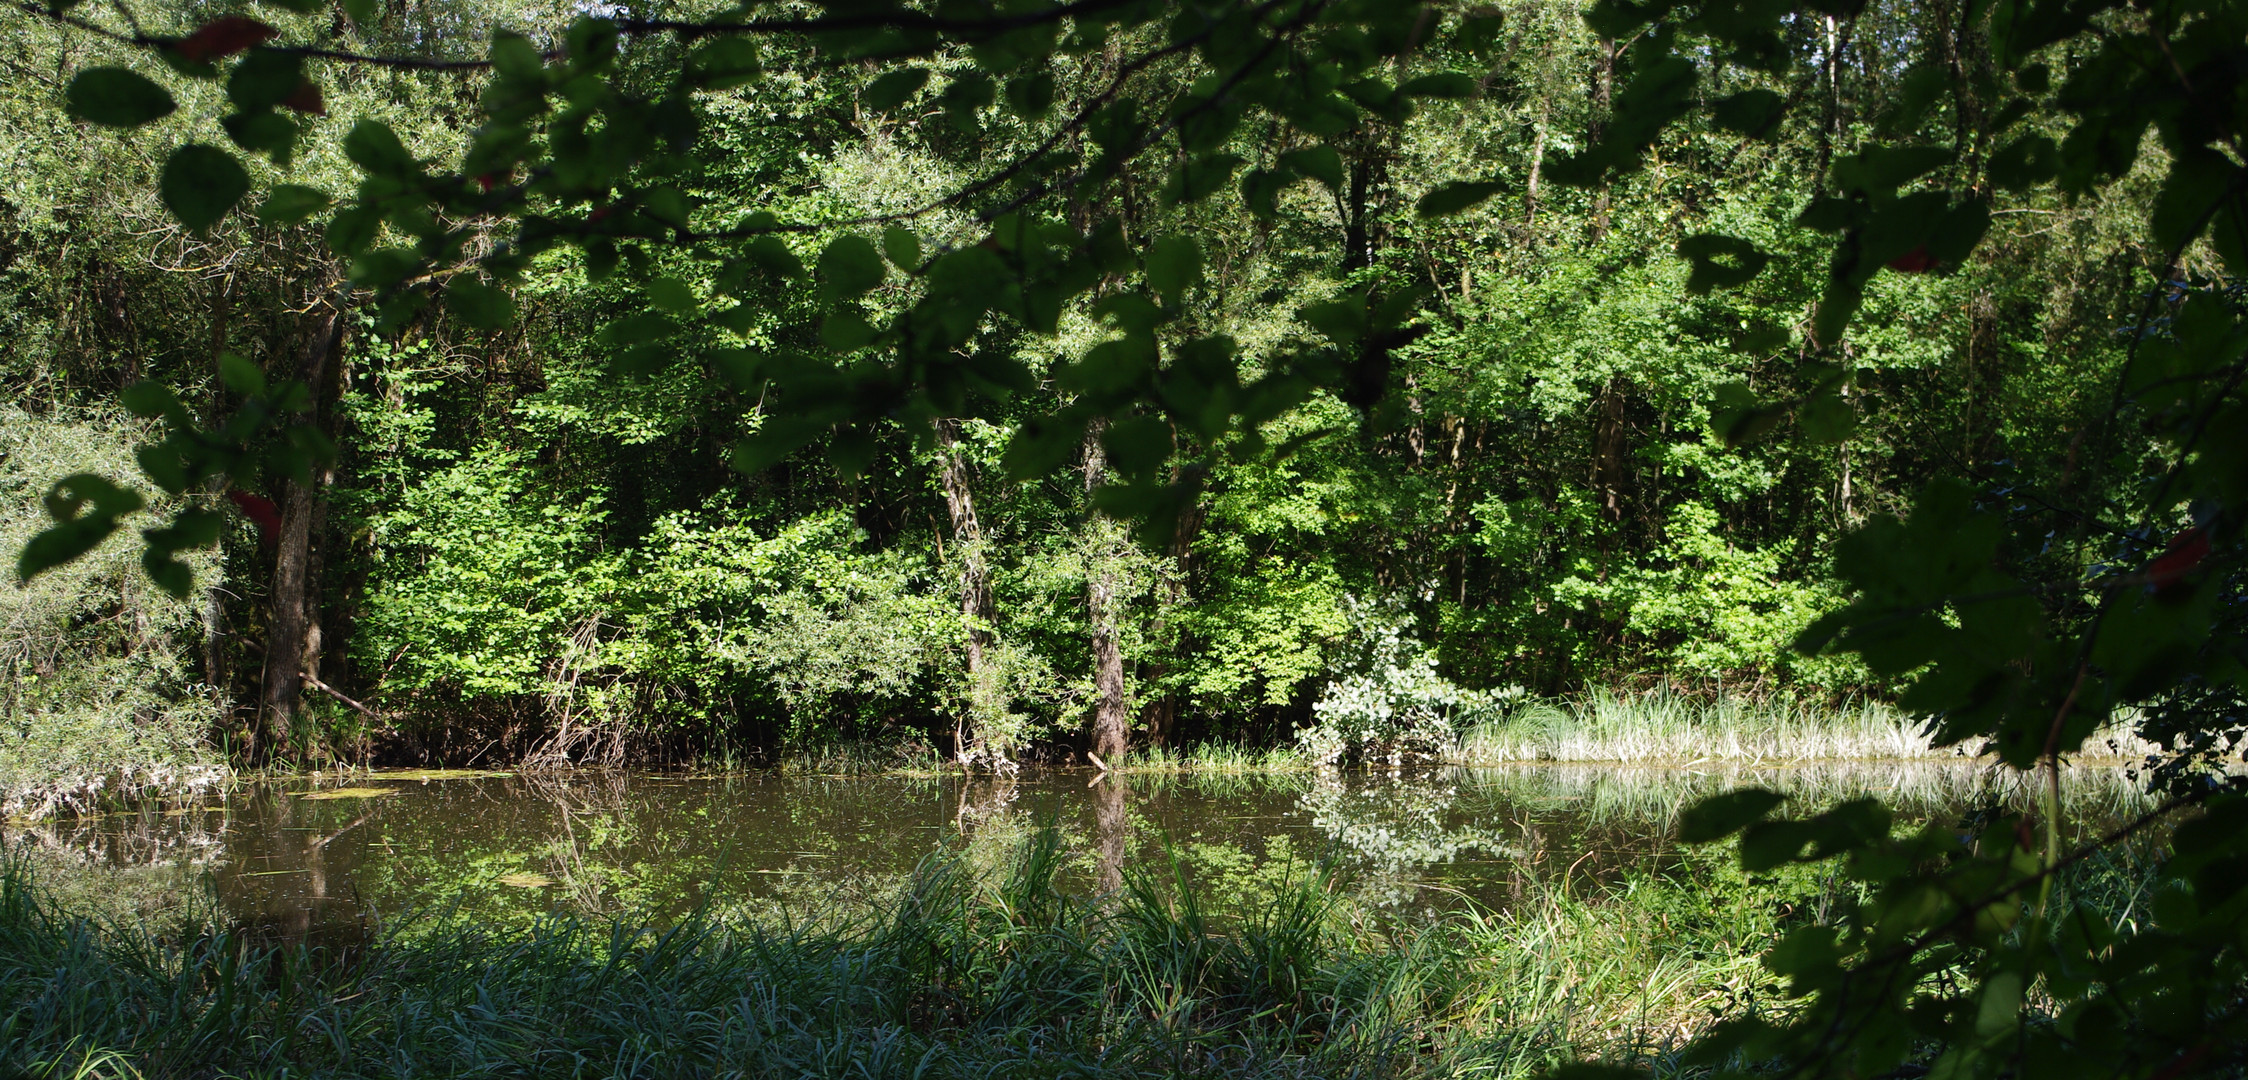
top-left (4, 762), bottom-right (2149, 938)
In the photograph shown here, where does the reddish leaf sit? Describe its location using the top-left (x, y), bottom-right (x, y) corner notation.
top-left (587, 205), bottom-right (615, 223)
top-left (2148, 526), bottom-right (2211, 602)
top-left (476, 170), bottom-right (511, 193)
top-left (1885, 245), bottom-right (1935, 273)
top-left (281, 80), bottom-right (324, 115)
top-left (226, 489), bottom-right (282, 544)
top-left (177, 17), bottom-right (276, 63)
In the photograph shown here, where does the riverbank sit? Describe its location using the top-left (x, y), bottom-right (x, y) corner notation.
top-left (0, 801), bottom-right (2174, 1080)
top-left (2, 689), bottom-right (2162, 825)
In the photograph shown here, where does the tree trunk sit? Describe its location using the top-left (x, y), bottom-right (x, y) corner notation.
top-left (1524, 115), bottom-right (1547, 227)
top-left (1591, 377), bottom-right (1629, 525)
top-left (258, 305), bottom-right (346, 762)
top-left (1591, 38), bottom-right (1616, 239)
top-left (934, 418), bottom-right (993, 760)
top-left (1082, 425), bottom-right (1128, 763)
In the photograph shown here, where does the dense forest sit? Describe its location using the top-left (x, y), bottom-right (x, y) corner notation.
top-left (6, 0), bottom-right (2248, 1076)
top-left (0, 0), bottom-right (2162, 780)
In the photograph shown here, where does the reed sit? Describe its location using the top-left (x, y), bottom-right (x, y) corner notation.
top-left (1452, 690), bottom-right (2163, 766)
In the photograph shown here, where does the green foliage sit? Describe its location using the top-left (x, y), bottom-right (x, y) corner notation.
top-left (0, 411), bottom-right (223, 818)
top-left (11, 9), bottom-right (2248, 1072)
top-left (357, 447), bottom-right (620, 699)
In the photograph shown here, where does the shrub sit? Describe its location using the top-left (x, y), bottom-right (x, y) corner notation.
top-left (0, 409), bottom-right (222, 817)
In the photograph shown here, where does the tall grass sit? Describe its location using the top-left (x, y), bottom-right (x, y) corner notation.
top-left (1115, 742), bottom-right (1312, 775)
top-left (1452, 690), bottom-right (2162, 766)
top-left (3, 790), bottom-right (2178, 1080)
top-left (0, 822), bottom-right (1871, 1080)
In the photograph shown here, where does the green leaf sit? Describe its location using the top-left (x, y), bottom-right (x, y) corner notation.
top-left (599, 311), bottom-right (675, 348)
top-left (1145, 235), bottom-right (1202, 301)
top-left (1710, 382), bottom-right (1788, 447)
top-left (1799, 387), bottom-right (1857, 443)
top-left (324, 204), bottom-right (380, 257)
top-left (1975, 971), bottom-right (2024, 1040)
top-left (141, 549), bottom-right (193, 599)
top-left (160, 144), bottom-right (250, 230)
top-left (20, 520), bottom-right (114, 583)
top-left (226, 48), bottom-right (302, 111)
top-left (1416, 180), bottom-right (1504, 218)
top-left (1005, 70), bottom-right (1056, 119)
top-left (342, 119), bottom-right (416, 178)
top-left (731, 419), bottom-right (822, 474)
top-left (941, 72), bottom-right (996, 133)
top-left (1679, 789), bottom-right (1786, 843)
top-left (881, 226), bottom-right (921, 271)
top-left (348, 247), bottom-right (419, 289)
top-left (1240, 167), bottom-right (1296, 219)
top-left (1163, 153), bottom-right (1243, 205)
top-left (1279, 146), bottom-right (1344, 192)
top-left (1710, 89), bottom-right (1785, 138)
top-left (447, 279), bottom-right (516, 329)
top-left (120, 381), bottom-right (180, 419)
top-left (222, 109), bottom-right (299, 163)
top-left (820, 311), bottom-right (878, 350)
top-left (862, 67), bottom-right (931, 113)
top-left (826, 426), bottom-right (879, 478)
top-left (645, 276), bottom-right (695, 312)
top-left (746, 235), bottom-right (804, 279)
top-left (817, 235), bottom-right (885, 299)
top-left (218, 352), bottom-right (266, 395)
top-left (19, 474), bottom-right (144, 583)
top-left (66, 67), bottom-right (177, 127)
top-left (489, 31), bottom-right (543, 81)
top-left (342, 0), bottom-right (377, 23)
top-left (688, 37), bottom-right (760, 90)
top-left (258, 183), bottom-right (330, 225)
top-left (1987, 134), bottom-right (2058, 191)
top-left (1102, 416), bottom-right (1173, 476)
top-left (1399, 72), bottom-right (1476, 99)
top-left (1677, 233), bottom-right (1770, 293)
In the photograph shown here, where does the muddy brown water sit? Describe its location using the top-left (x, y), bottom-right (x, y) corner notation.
top-left (3, 762), bottom-right (2151, 940)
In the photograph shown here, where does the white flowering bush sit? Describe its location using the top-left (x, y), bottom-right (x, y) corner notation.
top-left (1297, 599), bottom-right (1514, 767)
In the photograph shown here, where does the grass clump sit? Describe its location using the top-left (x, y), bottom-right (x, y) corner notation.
top-left (0, 822), bottom-right (1863, 1080)
top-left (1454, 691), bottom-right (1932, 765)
top-left (1451, 690), bottom-right (2166, 766)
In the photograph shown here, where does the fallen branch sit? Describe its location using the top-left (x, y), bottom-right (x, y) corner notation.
top-left (301, 671), bottom-right (381, 721)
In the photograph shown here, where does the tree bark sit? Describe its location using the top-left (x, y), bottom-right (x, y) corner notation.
top-left (1591, 377), bottom-right (1629, 525)
top-left (1082, 425), bottom-right (1129, 763)
top-left (258, 305), bottom-right (346, 762)
top-left (934, 418), bottom-right (994, 760)
top-left (1591, 38), bottom-right (1616, 239)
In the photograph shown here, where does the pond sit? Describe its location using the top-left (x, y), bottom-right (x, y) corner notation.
top-left (3, 761), bottom-right (2154, 941)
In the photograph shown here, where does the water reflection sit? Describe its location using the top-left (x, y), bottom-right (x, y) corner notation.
top-left (1, 761), bottom-right (2154, 939)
